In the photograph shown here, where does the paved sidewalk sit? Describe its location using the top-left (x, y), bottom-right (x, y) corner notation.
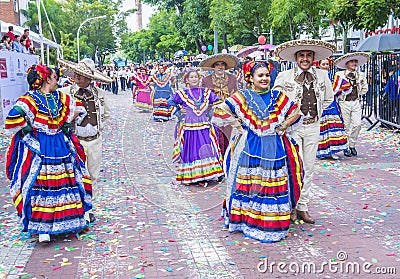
top-left (0, 90), bottom-right (399, 278)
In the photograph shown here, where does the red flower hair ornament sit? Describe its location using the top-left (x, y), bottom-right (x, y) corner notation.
top-left (26, 64), bottom-right (51, 89)
top-left (242, 61), bottom-right (270, 83)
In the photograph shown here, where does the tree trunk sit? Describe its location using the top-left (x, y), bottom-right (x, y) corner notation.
top-left (176, 3), bottom-right (184, 15)
top-left (200, 35), bottom-right (207, 48)
top-left (307, 16), bottom-right (321, 39)
top-left (333, 24), bottom-right (339, 46)
top-left (256, 15), bottom-right (262, 35)
top-left (289, 17), bottom-right (295, 40)
top-left (341, 22), bottom-right (349, 54)
top-left (99, 53), bottom-right (105, 65)
top-left (222, 32), bottom-right (228, 51)
top-left (195, 38), bottom-right (202, 53)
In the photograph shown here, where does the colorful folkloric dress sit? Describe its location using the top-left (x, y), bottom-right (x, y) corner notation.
top-left (152, 71), bottom-right (175, 121)
top-left (317, 73), bottom-right (349, 158)
top-left (212, 89), bottom-right (304, 243)
top-left (5, 90), bottom-right (92, 234)
top-left (131, 73), bottom-right (152, 111)
top-left (168, 87), bottom-right (224, 184)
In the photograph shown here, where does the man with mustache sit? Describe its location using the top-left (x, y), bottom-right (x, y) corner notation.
top-left (273, 39), bottom-right (336, 224)
top-left (199, 53), bottom-right (239, 173)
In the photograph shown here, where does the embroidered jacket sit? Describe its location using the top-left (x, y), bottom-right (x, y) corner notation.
top-left (333, 70), bottom-right (368, 101)
top-left (273, 66), bottom-right (334, 119)
top-left (59, 84), bottom-right (110, 137)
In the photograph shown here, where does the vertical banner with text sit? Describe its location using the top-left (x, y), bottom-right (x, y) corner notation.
top-left (0, 51), bottom-right (39, 123)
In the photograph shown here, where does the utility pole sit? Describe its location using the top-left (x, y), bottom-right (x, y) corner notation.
top-left (269, 27), bottom-right (273, 44)
top-left (36, 0), bottom-right (44, 64)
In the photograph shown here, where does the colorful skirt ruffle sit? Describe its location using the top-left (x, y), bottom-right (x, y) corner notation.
top-left (176, 156), bottom-right (224, 183)
top-left (6, 131), bottom-right (92, 234)
top-left (153, 90), bottom-right (174, 121)
top-left (173, 122), bottom-right (223, 183)
top-left (224, 134), bottom-right (303, 243)
top-left (135, 89), bottom-right (153, 112)
top-left (317, 100), bottom-right (348, 158)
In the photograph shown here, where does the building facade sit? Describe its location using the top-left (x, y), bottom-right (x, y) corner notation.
top-left (0, 0), bottom-right (20, 25)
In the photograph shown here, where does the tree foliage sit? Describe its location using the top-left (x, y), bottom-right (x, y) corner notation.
top-left (49, 0), bottom-right (397, 63)
top-left (330, 0), bottom-right (399, 52)
top-left (121, 9), bottom-right (185, 62)
top-left (271, 0), bottom-right (332, 40)
top-left (330, 0), bottom-right (359, 53)
top-left (22, 0), bottom-right (398, 64)
top-left (355, 0), bottom-right (400, 31)
top-left (141, 0), bottom-right (185, 14)
top-left (21, 0), bottom-right (133, 64)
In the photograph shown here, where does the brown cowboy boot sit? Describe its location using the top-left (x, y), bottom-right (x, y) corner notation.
top-left (290, 209), bottom-right (297, 222)
top-left (297, 210), bottom-right (315, 224)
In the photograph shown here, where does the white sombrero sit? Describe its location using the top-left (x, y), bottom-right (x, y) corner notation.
top-left (198, 53), bottom-right (239, 69)
top-left (275, 39), bottom-right (336, 62)
top-left (58, 58), bottom-right (112, 83)
top-left (334, 52), bottom-right (370, 69)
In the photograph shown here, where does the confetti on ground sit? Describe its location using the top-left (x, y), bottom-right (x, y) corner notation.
top-left (1, 92), bottom-right (399, 278)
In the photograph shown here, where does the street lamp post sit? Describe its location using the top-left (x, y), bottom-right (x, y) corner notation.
top-left (77, 15), bottom-right (107, 61)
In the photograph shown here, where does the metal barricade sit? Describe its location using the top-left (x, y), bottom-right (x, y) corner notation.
top-left (366, 52), bottom-right (400, 130)
top-left (274, 54), bottom-right (400, 130)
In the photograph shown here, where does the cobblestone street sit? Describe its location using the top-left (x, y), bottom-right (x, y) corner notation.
top-left (0, 90), bottom-right (399, 279)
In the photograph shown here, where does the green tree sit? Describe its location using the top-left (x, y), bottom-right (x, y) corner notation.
top-left (156, 34), bottom-right (185, 59)
top-left (210, 0), bottom-right (269, 49)
top-left (330, 0), bottom-right (358, 53)
top-left (178, 0), bottom-right (213, 53)
top-left (20, 0), bottom-right (65, 43)
top-left (209, 0), bottom-right (275, 48)
top-left (271, 0), bottom-right (331, 40)
top-left (120, 9), bottom-right (185, 61)
top-left (59, 31), bottom-right (77, 59)
top-left (21, 0), bottom-right (133, 64)
top-left (270, 0), bottom-right (300, 40)
top-left (355, 0), bottom-right (400, 31)
top-left (141, 0), bottom-right (186, 15)
top-left (121, 29), bottom-right (155, 63)
top-left (147, 10), bottom-right (181, 56)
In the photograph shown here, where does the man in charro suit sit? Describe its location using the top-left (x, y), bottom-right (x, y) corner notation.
top-left (273, 39), bottom-right (335, 224)
top-left (333, 52), bottom-right (369, 157)
top-left (199, 53), bottom-right (239, 165)
top-left (58, 58), bottom-right (112, 223)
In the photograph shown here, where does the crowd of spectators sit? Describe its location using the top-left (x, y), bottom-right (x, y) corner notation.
top-left (1, 26), bottom-right (36, 54)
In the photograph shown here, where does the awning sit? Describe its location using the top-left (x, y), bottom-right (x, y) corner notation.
top-left (0, 20), bottom-right (61, 49)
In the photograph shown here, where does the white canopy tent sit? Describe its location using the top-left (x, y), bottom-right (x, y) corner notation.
top-left (0, 20), bottom-right (62, 65)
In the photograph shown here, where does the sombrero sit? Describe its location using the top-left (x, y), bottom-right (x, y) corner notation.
top-left (58, 58), bottom-right (112, 83)
top-left (275, 39), bottom-right (336, 62)
top-left (334, 52), bottom-right (370, 69)
top-left (198, 53), bottom-right (239, 69)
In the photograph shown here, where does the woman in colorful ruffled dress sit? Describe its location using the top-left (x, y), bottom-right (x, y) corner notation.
top-left (131, 67), bottom-right (152, 111)
top-left (168, 69), bottom-right (224, 187)
top-left (316, 59), bottom-right (348, 160)
top-left (211, 61), bottom-right (303, 243)
top-left (151, 64), bottom-right (175, 121)
top-left (5, 65), bottom-right (92, 243)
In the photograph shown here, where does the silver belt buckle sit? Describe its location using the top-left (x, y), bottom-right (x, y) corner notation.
top-left (303, 117), bottom-right (316, 125)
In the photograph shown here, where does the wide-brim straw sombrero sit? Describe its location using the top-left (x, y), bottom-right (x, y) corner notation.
top-left (198, 53), bottom-right (239, 69)
top-left (334, 52), bottom-right (370, 69)
top-left (58, 58), bottom-right (112, 83)
top-left (275, 39), bottom-right (336, 62)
